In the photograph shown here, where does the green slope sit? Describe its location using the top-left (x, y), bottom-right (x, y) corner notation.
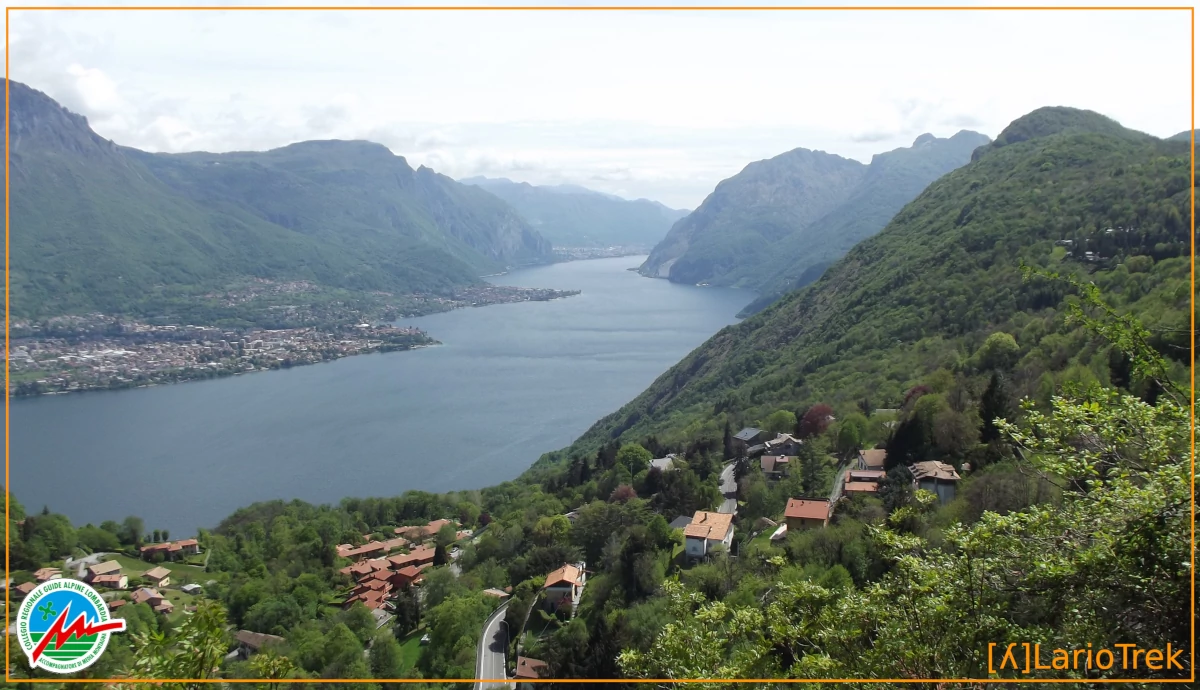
top-left (2, 80), bottom-right (552, 320)
top-left (461, 176), bottom-right (687, 249)
top-left (639, 131), bottom-right (987, 295)
top-left (638, 148), bottom-right (868, 286)
top-left (532, 109), bottom-right (1193, 467)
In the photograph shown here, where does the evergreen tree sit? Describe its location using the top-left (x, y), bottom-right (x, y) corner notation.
top-left (979, 371), bottom-right (1012, 443)
top-left (722, 422), bottom-right (733, 460)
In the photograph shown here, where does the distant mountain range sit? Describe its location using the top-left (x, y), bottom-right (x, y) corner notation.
top-left (1, 80), bottom-right (554, 320)
top-left (638, 130), bottom-right (991, 314)
top-left (461, 176), bottom-right (688, 249)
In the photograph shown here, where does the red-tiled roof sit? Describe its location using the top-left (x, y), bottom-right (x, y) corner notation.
top-left (683, 511), bottom-right (733, 541)
top-left (543, 564), bottom-right (584, 589)
top-left (784, 498), bottom-right (830, 521)
top-left (515, 657), bottom-right (549, 679)
top-left (859, 449), bottom-right (887, 469)
top-left (843, 482), bottom-right (879, 493)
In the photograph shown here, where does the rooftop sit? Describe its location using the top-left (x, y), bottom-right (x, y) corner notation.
top-left (784, 498), bottom-right (831, 521)
top-left (684, 511), bottom-right (734, 541)
top-left (544, 563), bottom-right (585, 589)
top-left (911, 460), bottom-right (961, 482)
top-left (859, 449), bottom-right (887, 469)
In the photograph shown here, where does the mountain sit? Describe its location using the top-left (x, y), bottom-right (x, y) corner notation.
top-left (638, 131), bottom-right (989, 300)
top-left (1, 80), bottom-right (553, 320)
top-left (461, 176), bottom-right (688, 249)
top-left (533, 107), bottom-right (1192, 466)
top-left (1168, 129), bottom-right (1196, 142)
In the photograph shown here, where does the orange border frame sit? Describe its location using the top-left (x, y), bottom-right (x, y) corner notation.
top-left (0, 4), bottom-right (1195, 686)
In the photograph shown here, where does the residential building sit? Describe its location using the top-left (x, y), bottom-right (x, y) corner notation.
top-left (139, 539), bottom-right (200, 561)
top-left (483, 588), bottom-right (510, 599)
top-left (33, 568), bottom-right (61, 583)
top-left (13, 582), bottom-right (35, 598)
top-left (650, 454), bottom-right (678, 472)
top-left (683, 510), bottom-right (735, 560)
top-left (843, 482), bottom-right (879, 495)
top-left (847, 470), bottom-right (886, 483)
top-left (543, 563), bottom-right (587, 614)
top-left (784, 498), bottom-right (831, 531)
top-left (143, 566), bottom-right (171, 588)
top-left (759, 455), bottom-right (792, 480)
top-left (911, 461), bottom-right (961, 505)
top-left (234, 630), bottom-right (284, 660)
top-left (515, 656), bottom-right (549, 686)
top-left (732, 427), bottom-right (769, 457)
top-left (394, 518), bottom-right (457, 543)
top-left (763, 433), bottom-right (802, 456)
top-left (180, 583), bottom-right (203, 594)
top-left (85, 560), bottom-right (123, 582)
top-left (107, 600), bottom-right (126, 611)
top-left (858, 449), bottom-right (887, 471)
top-left (387, 544), bottom-right (436, 570)
top-left (91, 574), bottom-right (129, 589)
top-left (131, 587), bottom-right (173, 614)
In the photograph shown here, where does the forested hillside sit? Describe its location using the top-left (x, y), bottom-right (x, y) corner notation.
top-left (563, 108), bottom-right (1191, 458)
top-left (462, 177), bottom-right (687, 249)
top-left (1, 80), bottom-right (553, 320)
top-left (639, 131), bottom-right (988, 304)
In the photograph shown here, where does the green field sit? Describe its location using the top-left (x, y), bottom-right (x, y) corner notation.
top-left (101, 554), bottom-right (205, 582)
top-left (396, 626), bottom-right (425, 675)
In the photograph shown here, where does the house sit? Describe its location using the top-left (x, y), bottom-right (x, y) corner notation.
top-left (388, 564), bottom-right (429, 588)
top-left (85, 560), bottom-right (123, 583)
top-left (336, 541), bottom-right (387, 562)
top-left (732, 427), bottom-right (769, 457)
top-left (683, 510), bottom-right (734, 560)
top-left (234, 630), bottom-right (285, 660)
top-left (763, 433), bottom-right (802, 457)
top-left (180, 583), bottom-right (203, 595)
top-left (543, 563), bottom-right (586, 614)
top-left (91, 574), bottom-right (129, 590)
top-left (515, 656), bottom-right (549, 683)
top-left (847, 470), bottom-right (886, 483)
top-left (394, 518), bottom-right (457, 543)
top-left (143, 566), bottom-right (171, 588)
top-left (858, 449), bottom-right (887, 471)
top-left (843, 482), bottom-right (879, 495)
top-left (650, 454), bottom-right (678, 472)
top-left (131, 587), bottom-right (173, 613)
top-left (387, 544), bottom-right (436, 570)
top-left (784, 498), bottom-right (831, 531)
top-left (33, 568), bottom-right (61, 583)
top-left (107, 600), bottom-right (127, 611)
top-left (174, 539), bottom-right (201, 555)
top-left (759, 455), bottom-right (792, 480)
top-left (483, 588), bottom-right (510, 599)
top-left (911, 461), bottom-right (961, 505)
top-left (13, 582), bottom-right (35, 598)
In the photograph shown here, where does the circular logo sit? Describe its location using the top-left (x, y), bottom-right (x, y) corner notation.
top-left (17, 579), bottom-right (127, 674)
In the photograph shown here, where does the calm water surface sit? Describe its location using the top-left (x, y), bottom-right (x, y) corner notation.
top-left (12, 257), bottom-right (754, 535)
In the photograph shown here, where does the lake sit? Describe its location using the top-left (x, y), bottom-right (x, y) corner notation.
top-left (10, 257), bottom-right (755, 535)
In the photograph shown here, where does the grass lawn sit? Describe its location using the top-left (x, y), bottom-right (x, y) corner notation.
top-left (103, 554), bottom-right (206, 583)
top-left (396, 626), bottom-right (425, 675)
top-left (161, 589), bottom-right (200, 623)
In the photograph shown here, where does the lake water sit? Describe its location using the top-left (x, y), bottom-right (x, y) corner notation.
top-left (11, 257), bottom-right (754, 535)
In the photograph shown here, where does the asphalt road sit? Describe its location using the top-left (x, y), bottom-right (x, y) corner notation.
top-left (718, 462), bottom-right (738, 514)
top-left (475, 600), bottom-right (512, 690)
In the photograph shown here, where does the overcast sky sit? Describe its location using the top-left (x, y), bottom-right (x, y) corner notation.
top-left (6, 1), bottom-right (1194, 209)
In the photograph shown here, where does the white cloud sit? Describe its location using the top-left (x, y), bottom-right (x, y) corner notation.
top-left (4, 2), bottom-right (1194, 207)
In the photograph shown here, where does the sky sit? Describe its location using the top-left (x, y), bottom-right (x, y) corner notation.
top-left (4, 1), bottom-right (1195, 209)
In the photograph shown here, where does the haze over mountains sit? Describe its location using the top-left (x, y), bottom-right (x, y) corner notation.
top-left (1, 80), bottom-right (554, 319)
top-left (461, 176), bottom-right (688, 249)
top-left (638, 130), bottom-right (992, 314)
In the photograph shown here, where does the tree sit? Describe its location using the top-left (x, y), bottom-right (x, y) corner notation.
top-left (722, 422), bottom-right (734, 461)
top-left (616, 444), bottom-right (653, 475)
top-left (835, 413), bottom-right (868, 459)
top-left (976, 331), bottom-right (1020, 371)
top-left (152, 529), bottom-right (162, 543)
top-left (122, 600), bottom-right (230, 680)
top-left (761, 409), bottom-right (797, 435)
top-left (161, 529), bottom-right (170, 541)
top-left (368, 630), bottom-right (406, 679)
top-left (978, 371), bottom-right (1013, 443)
top-left (797, 404), bottom-right (834, 439)
top-left (392, 587), bottom-right (422, 637)
top-left (121, 515), bottom-right (145, 546)
top-left (609, 485), bottom-right (638, 504)
top-left (932, 408), bottom-right (979, 457)
top-left (532, 515), bottom-right (571, 546)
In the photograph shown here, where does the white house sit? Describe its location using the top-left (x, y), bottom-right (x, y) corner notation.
top-left (684, 510), bottom-right (734, 559)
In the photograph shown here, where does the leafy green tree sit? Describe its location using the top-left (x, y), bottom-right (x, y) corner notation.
top-left (121, 515), bottom-right (145, 546)
top-left (761, 409), bottom-right (797, 435)
top-left (976, 331), bottom-right (1020, 371)
top-left (978, 370), bottom-right (1013, 443)
top-left (616, 444), bottom-right (653, 475)
top-left (834, 413), bottom-right (867, 459)
top-left (338, 602), bottom-right (378, 645)
top-left (368, 629), bottom-right (406, 679)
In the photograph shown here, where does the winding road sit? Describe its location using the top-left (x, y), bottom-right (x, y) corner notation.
top-left (475, 600), bottom-right (512, 690)
top-left (718, 462), bottom-right (738, 514)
